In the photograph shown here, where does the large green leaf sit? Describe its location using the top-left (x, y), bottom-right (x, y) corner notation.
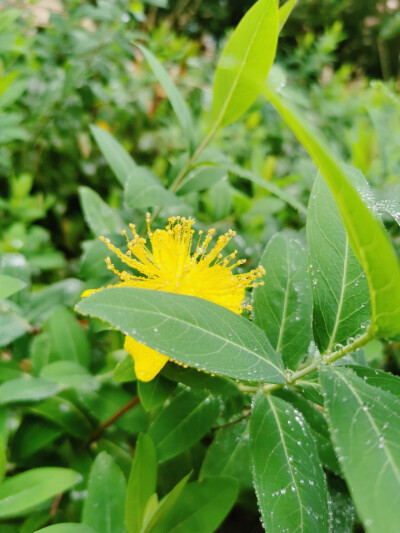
top-left (320, 366), bottom-right (400, 533)
top-left (263, 84), bottom-right (400, 338)
top-left (82, 451), bottom-right (126, 533)
top-left (125, 433), bottom-right (157, 533)
top-left (90, 125), bottom-right (137, 186)
top-left (45, 306), bottom-right (90, 367)
top-left (212, 0), bottom-right (279, 127)
top-left (136, 43), bottom-right (196, 153)
top-left (150, 477), bottom-right (238, 533)
top-left (0, 274), bottom-right (26, 300)
top-left (76, 287), bottom-right (285, 384)
top-left (253, 233), bottom-right (312, 369)
top-left (250, 393), bottom-right (329, 533)
top-left (36, 525), bottom-right (97, 533)
top-left (149, 389), bottom-right (219, 462)
top-left (307, 175), bottom-right (370, 352)
top-left (0, 467), bottom-right (80, 518)
top-left (79, 186), bottom-right (124, 236)
top-left (124, 167), bottom-right (184, 209)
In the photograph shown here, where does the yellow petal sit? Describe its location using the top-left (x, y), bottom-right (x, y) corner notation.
top-left (124, 336), bottom-right (169, 382)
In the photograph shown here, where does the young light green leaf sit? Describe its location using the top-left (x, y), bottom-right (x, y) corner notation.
top-left (79, 186), bottom-right (124, 236)
top-left (125, 167), bottom-right (184, 209)
top-left (251, 393), bottom-right (330, 533)
top-left (263, 84), bottom-right (400, 338)
top-left (0, 274), bottom-right (26, 300)
top-left (36, 525), bottom-right (97, 533)
top-left (253, 233), bottom-right (312, 369)
top-left (45, 306), bottom-right (90, 367)
top-left (0, 467), bottom-right (80, 518)
top-left (320, 366), bottom-right (400, 533)
top-left (150, 477), bottom-right (238, 533)
top-left (113, 354), bottom-right (136, 383)
top-left (307, 175), bottom-right (370, 352)
top-left (200, 418), bottom-right (252, 487)
top-left (82, 451), bottom-right (126, 533)
top-left (138, 375), bottom-right (176, 411)
top-left (135, 43), bottom-right (196, 153)
top-left (125, 433), bottom-right (157, 533)
top-left (212, 0), bottom-right (279, 127)
top-left (149, 390), bottom-right (219, 462)
top-left (0, 437), bottom-right (5, 485)
top-left (279, 0), bottom-right (297, 31)
top-left (76, 287), bottom-right (285, 384)
top-left (0, 378), bottom-right (61, 405)
top-left (142, 472), bottom-right (191, 533)
top-left (90, 124), bottom-right (137, 186)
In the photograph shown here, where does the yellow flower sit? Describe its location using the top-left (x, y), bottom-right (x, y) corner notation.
top-left (89, 215), bottom-right (265, 382)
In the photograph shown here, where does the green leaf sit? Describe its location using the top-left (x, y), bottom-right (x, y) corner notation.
top-left (11, 418), bottom-right (61, 460)
top-left (0, 274), bottom-right (26, 300)
top-left (0, 467), bottom-right (80, 518)
top-left (212, 0), bottom-right (279, 127)
top-left (0, 437), bottom-right (5, 485)
top-left (176, 164), bottom-right (227, 194)
top-left (307, 175), bottom-right (370, 352)
top-left (125, 167), bottom-right (184, 209)
top-left (150, 477), bottom-right (238, 533)
top-left (320, 366), bottom-right (400, 533)
top-left (125, 434), bottom-right (157, 533)
top-left (162, 365), bottom-right (240, 398)
top-left (40, 362), bottom-right (99, 391)
top-left (45, 306), bottom-right (90, 367)
top-left (346, 365), bottom-right (400, 397)
top-left (253, 233), bottom-right (312, 369)
top-left (90, 124), bottom-right (137, 186)
top-left (142, 473), bottom-right (190, 533)
top-left (36, 525), bottom-right (97, 533)
top-left (251, 393), bottom-right (330, 532)
top-left (29, 396), bottom-right (93, 439)
top-left (200, 418), bottom-right (252, 487)
top-left (76, 287), bottom-right (285, 384)
top-left (79, 186), bottom-right (124, 236)
top-left (135, 43), bottom-right (196, 153)
top-left (138, 375), bottom-right (176, 411)
top-left (82, 451), bottom-right (127, 533)
top-left (0, 378), bottom-right (61, 405)
top-left (113, 354), bottom-right (136, 383)
top-left (0, 303), bottom-right (31, 347)
top-left (149, 389), bottom-right (219, 462)
top-left (263, 84), bottom-right (400, 338)
top-left (279, 0), bottom-right (297, 31)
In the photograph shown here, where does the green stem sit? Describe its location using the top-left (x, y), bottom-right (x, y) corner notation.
top-left (239, 329), bottom-right (373, 395)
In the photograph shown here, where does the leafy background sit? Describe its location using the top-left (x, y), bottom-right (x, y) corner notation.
top-left (0, 0), bottom-right (400, 532)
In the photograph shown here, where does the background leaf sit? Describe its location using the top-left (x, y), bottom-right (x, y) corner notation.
top-left (82, 451), bottom-right (127, 533)
top-left (124, 167), bottom-right (184, 209)
top-left (307, 175), bottom-right (370, 352)
top-left (149, 389), bottom-right (220, 462)
top-left (212, 0), bottom-right (279, 127)
top-left (320, 366), bottom-right (400, 533)
top-left (0, 274), bottom-right (26, 300)
top-left (251, 393), bottom-right (330, 533)
top-left (79, 186), bottom-right (124, 236)
top-left (76, 287), bottom-right (285, 384)
top-left (0, 378), bottom-right (61, 405)
top-left (253, 233), bottom-right (313, 369)
top-left (0, 467), bottom-right (80, 518)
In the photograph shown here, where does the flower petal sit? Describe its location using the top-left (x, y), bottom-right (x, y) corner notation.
top-left (124, 335), bottom-right (169, 382)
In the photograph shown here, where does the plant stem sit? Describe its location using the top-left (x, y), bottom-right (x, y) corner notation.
top-left (90, 396), bottom-right (140, 442)
top-left (239, 329), bottom-right (373, 395)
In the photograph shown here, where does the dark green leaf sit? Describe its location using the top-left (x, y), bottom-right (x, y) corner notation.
top-left (345, 365), bottom-right (400, 397)
top-left (254, 233), bottom-right (312, 369)
top-left (138, 375), bottom-right (176, 411)
top-left (320, 366), bottom-right (400, 533)
top-left (251, 394), bottom-right (329, 532)
top-left (82, 451), bottom-right (126, 533)
top-left (11, 418), bottom-right (61, 460)
top-left (149, 389), bottom-right (219, 462)
top-left (76, 287), bottom-right (285, 384)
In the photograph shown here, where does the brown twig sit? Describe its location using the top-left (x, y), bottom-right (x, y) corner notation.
top-left (50, 492), bottom-right (63, 517)
top-left (90, 396), bottom-right (140, 443)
